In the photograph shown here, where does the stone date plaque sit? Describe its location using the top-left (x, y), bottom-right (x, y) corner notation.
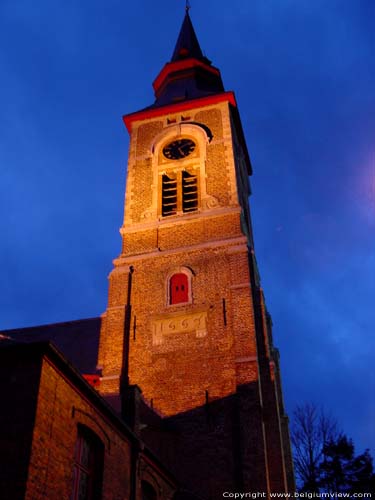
top-left (152, 310), bottom-right (208, 346)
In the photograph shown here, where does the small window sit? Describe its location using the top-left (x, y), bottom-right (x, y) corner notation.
top-left (170, 273), bottom-right (189, 305)
top-left (71, 425), bottom-right (104, 500)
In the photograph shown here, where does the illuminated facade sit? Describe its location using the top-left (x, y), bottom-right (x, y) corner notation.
top-left (1, 10), bottom-right (295, 500)
top-left (97, 10), bottom-right (294, 498)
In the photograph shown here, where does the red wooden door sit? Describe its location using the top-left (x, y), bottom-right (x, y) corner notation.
top-left (170, 273), bottom-right (189, 304)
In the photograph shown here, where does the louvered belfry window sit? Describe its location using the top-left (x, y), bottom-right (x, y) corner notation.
top-left (162, 174), bottom-right (178, 216)
top-left (161, 170), bottom-right (198, 216)
top-left (182, 170), bottom-right (198, 212)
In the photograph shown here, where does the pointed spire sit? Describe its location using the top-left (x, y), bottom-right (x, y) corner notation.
top-left (149, 6), bottom-right (224, 107)
top-left (171, 8), bottom-right (204, 62)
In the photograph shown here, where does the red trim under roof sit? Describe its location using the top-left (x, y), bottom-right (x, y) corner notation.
top-left (123, 91), bottom-right (237, 133)
top-left (153, 58), bottom-right (221, 94)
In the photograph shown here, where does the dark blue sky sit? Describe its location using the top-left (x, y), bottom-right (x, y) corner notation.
top-left (1, 1), bottom-right (374, 454)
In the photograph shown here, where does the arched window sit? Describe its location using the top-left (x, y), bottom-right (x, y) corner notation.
top-left (169, 273), bottom-right (189, 305)
top-left (141, 480), bottom-right (157, 500)
top-left (72, 425), bottom-right (104, 500)
top-left (142, 123), bottom-right (213, 222)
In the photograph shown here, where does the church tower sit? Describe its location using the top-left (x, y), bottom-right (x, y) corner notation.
top-left (97, 9), bottom-right (294, 497)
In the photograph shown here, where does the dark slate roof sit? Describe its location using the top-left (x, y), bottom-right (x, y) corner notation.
top-left (1, 317), bottom-right (101, 374)
top-left (171, 11), bottom-right (205, 62)
top-left (151, 12), bottom-right (224, 108)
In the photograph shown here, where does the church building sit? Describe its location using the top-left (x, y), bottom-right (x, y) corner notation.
top-left (1, 8), bottom-right (294, 500)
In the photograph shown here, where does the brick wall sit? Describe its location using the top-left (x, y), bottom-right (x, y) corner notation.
top-left (0, 343), bottom-right (177, 500)
top-left (26, 356), bottom-right (132, 500)
top-left (97, 95), bottom-right (294, 495)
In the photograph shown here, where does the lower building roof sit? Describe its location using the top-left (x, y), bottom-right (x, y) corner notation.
top-left (1, 317), bottom-right (101, 374)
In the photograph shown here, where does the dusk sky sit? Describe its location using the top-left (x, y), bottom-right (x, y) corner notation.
top-left (1, 1), bottom-right (374, 456)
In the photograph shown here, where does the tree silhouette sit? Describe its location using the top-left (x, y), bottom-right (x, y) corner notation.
top-left (291, 403), bottom-right (375, 494)
top-left (291, 403), bottom-right (337, 491)
top-left (319, 435), bottom-right (375, 494)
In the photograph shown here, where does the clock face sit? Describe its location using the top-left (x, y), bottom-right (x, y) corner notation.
top-left (163, 139), bottom-right (196, 160)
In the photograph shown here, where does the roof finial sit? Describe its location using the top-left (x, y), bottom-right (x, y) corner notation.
top-left (185, 0), bottom-right (191, 13)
